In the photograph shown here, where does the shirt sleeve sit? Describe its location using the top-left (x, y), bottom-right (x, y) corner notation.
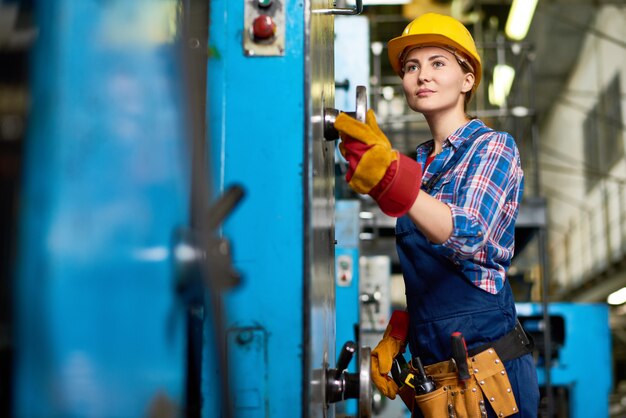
top-left (432, 132), bottom-right (522, 260)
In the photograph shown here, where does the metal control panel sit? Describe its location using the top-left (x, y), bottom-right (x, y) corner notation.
top-left (359, 256), bottom-right (392, 332)
top-left (243, 0), bottom-right (285, 56)
top-left (336, 254), bottom-right (354, 287)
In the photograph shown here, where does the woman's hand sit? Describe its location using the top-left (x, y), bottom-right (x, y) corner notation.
top-left (335, 110), bottom-right (422, 217)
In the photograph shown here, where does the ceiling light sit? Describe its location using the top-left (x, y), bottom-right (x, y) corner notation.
top-left (608, 287), bottom-right (626, 305)
top-left (511, 106), bottom-right (529, 117)
top-left (488, 64), bottom-right (515, 107)
top-left (505, 0), bottom-right (538, 41)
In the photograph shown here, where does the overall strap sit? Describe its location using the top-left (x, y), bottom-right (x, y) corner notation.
top-left (423, 125), bottom-right (492, 193)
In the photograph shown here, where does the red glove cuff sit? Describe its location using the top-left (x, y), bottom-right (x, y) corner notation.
top-left (388, 310), bottom-right (410, 341)
top-left (370, 153), bottom-right (422, 217)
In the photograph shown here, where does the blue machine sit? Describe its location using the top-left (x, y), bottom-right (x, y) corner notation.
top-left (516, 302), bottom-right (612, 417)
top-left (206, 0), bottom-right (372, 417)
top-left (14, 0), bottom-right (372, 417)
top-left (14, 2), bottom-right (190, 416)
top-left (335, 199), bottom-right (362, 416)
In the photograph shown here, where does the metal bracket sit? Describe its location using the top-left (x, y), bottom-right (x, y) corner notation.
top-left (313, 0), bottom-right (363, 15)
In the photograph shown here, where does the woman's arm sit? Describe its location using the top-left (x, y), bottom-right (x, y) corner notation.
top-left (407, 192), bottom-right (453, 244)
top-left (407, 132), bottom-right (523, 253)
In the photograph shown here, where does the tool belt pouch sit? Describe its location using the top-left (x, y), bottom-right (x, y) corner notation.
top-left (398, 383), bottom-right (416, 411)
top-left (411, 349), bottom-right (518, 418)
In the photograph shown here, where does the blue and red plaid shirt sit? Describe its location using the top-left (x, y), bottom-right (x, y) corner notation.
top-left (415, 119), bottom-right (524, 294)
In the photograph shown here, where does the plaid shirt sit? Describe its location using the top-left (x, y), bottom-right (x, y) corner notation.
top-left (415, 119), bottom-right (524, 294)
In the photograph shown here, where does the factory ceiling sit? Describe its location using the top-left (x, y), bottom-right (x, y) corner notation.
top-left (364, 0), bottom-right (621, 127)
top-left (0, 0), bottom-right (617, 129)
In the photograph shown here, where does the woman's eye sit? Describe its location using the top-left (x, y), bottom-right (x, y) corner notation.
top-left (405, 64), bottom-right (418, 72)
top-left (433, 60), bottom-right (445, 68)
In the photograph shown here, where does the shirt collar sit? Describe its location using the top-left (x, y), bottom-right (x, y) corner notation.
top-left (415, 119), bottom-right (487, 156)
top-left (447, 119), bottom-right (486, 150)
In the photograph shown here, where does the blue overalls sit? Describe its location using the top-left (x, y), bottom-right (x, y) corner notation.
top-left (395, 128), bottom-right (539, 417)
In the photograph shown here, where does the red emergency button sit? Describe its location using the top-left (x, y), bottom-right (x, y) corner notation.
top-left (252, 14), bottom-right (276, 40)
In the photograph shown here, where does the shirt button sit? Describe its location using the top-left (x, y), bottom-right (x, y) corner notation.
top-left (477, 231), bottom-right (483, 236)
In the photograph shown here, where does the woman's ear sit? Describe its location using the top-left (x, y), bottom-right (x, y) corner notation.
top-left (461, 72), bottom-right (475, 94)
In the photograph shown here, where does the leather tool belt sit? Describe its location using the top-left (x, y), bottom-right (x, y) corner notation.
top-left (398, 321), bottom-right (534, 418)
top-left (467, 320), bottom-right (534, 362)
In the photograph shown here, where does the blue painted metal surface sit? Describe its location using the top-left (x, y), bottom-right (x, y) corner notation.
top-left (335, 200), bottom-right (361, 415)
top-left (206, 0), bottom-right (306, 417)
top-left (516, 302), bottom-right (612, 418)
top-left (14, 1), bottom-right (189, 416)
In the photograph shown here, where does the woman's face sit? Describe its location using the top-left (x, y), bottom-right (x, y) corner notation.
top-left (401, 46), bottom-right (474, 116)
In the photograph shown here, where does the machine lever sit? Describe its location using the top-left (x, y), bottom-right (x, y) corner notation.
top-left (325, 341), bottom-right (372, 417)
top-left (206, 185), bottom-right (245, 231)
top-left (324, 85), bottom-right (367, 141)
top-left (334, 341), bottom-right (356, 380)
top-left (314, 0), bottom-right (363, 15)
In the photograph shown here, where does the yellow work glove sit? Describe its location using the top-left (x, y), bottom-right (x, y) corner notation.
top-left (334, 110), bottom-right (422, 217)
top-left (371, 310), bottom-right (410, 399)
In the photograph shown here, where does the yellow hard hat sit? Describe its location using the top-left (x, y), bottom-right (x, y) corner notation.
top-left (387, 13), bottom-right (482, 88)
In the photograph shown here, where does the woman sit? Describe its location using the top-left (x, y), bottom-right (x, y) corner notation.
top-left (334, 12), bottom-right (539, 418)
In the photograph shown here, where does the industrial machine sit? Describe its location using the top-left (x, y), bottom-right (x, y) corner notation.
top-left (12, 0), bottom-right (374, 417)
top-left (517, 302), bottom-right (612, 418)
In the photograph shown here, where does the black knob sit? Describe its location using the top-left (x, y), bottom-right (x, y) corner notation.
top-left (334, 341), bottom-right (356, 379)
top-left (327, 341), bottom-right (357, 403)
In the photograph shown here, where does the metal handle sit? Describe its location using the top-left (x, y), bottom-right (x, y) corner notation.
top-left (324, 85), bottom-right (368, 141)
top-left (326, 342), bottom-right (372, 417)
top-left (314, 0), bottom-right (363, 15)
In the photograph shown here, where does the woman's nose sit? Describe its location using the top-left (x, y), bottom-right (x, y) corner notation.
top-left (417, 68), bottom-right (431, 83)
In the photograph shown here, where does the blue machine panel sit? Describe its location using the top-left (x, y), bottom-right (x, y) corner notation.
top-left (207, 0), bottom-right (339, 417)
top-left (206, 0), bottom-right (307, 416)
top-left (227, 326), bottom-right (269, 417)
top-left (516, 302), bottom-right (612, 418)
top-left (335, 199), bottom-right (361, 416)
top-left (14, 1), bottom-right (189, 416)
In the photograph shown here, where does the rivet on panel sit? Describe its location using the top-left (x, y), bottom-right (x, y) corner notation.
top-left (490, 397), bottom-right (495, 402)
top-left (507, 388), bottom-right (511, 393)
top-left (472, 388), bottom-right (477, 392)
top-left (488, 349), bottom-right (494, 354)
top-left (500, 370), bottom-right (505, 375)
top-left (480, 380), bottom-right (485, 385)
top-left (474, 368), bottom-right (479, 373)
top-left (495, 359), bottom-right (500, 364)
